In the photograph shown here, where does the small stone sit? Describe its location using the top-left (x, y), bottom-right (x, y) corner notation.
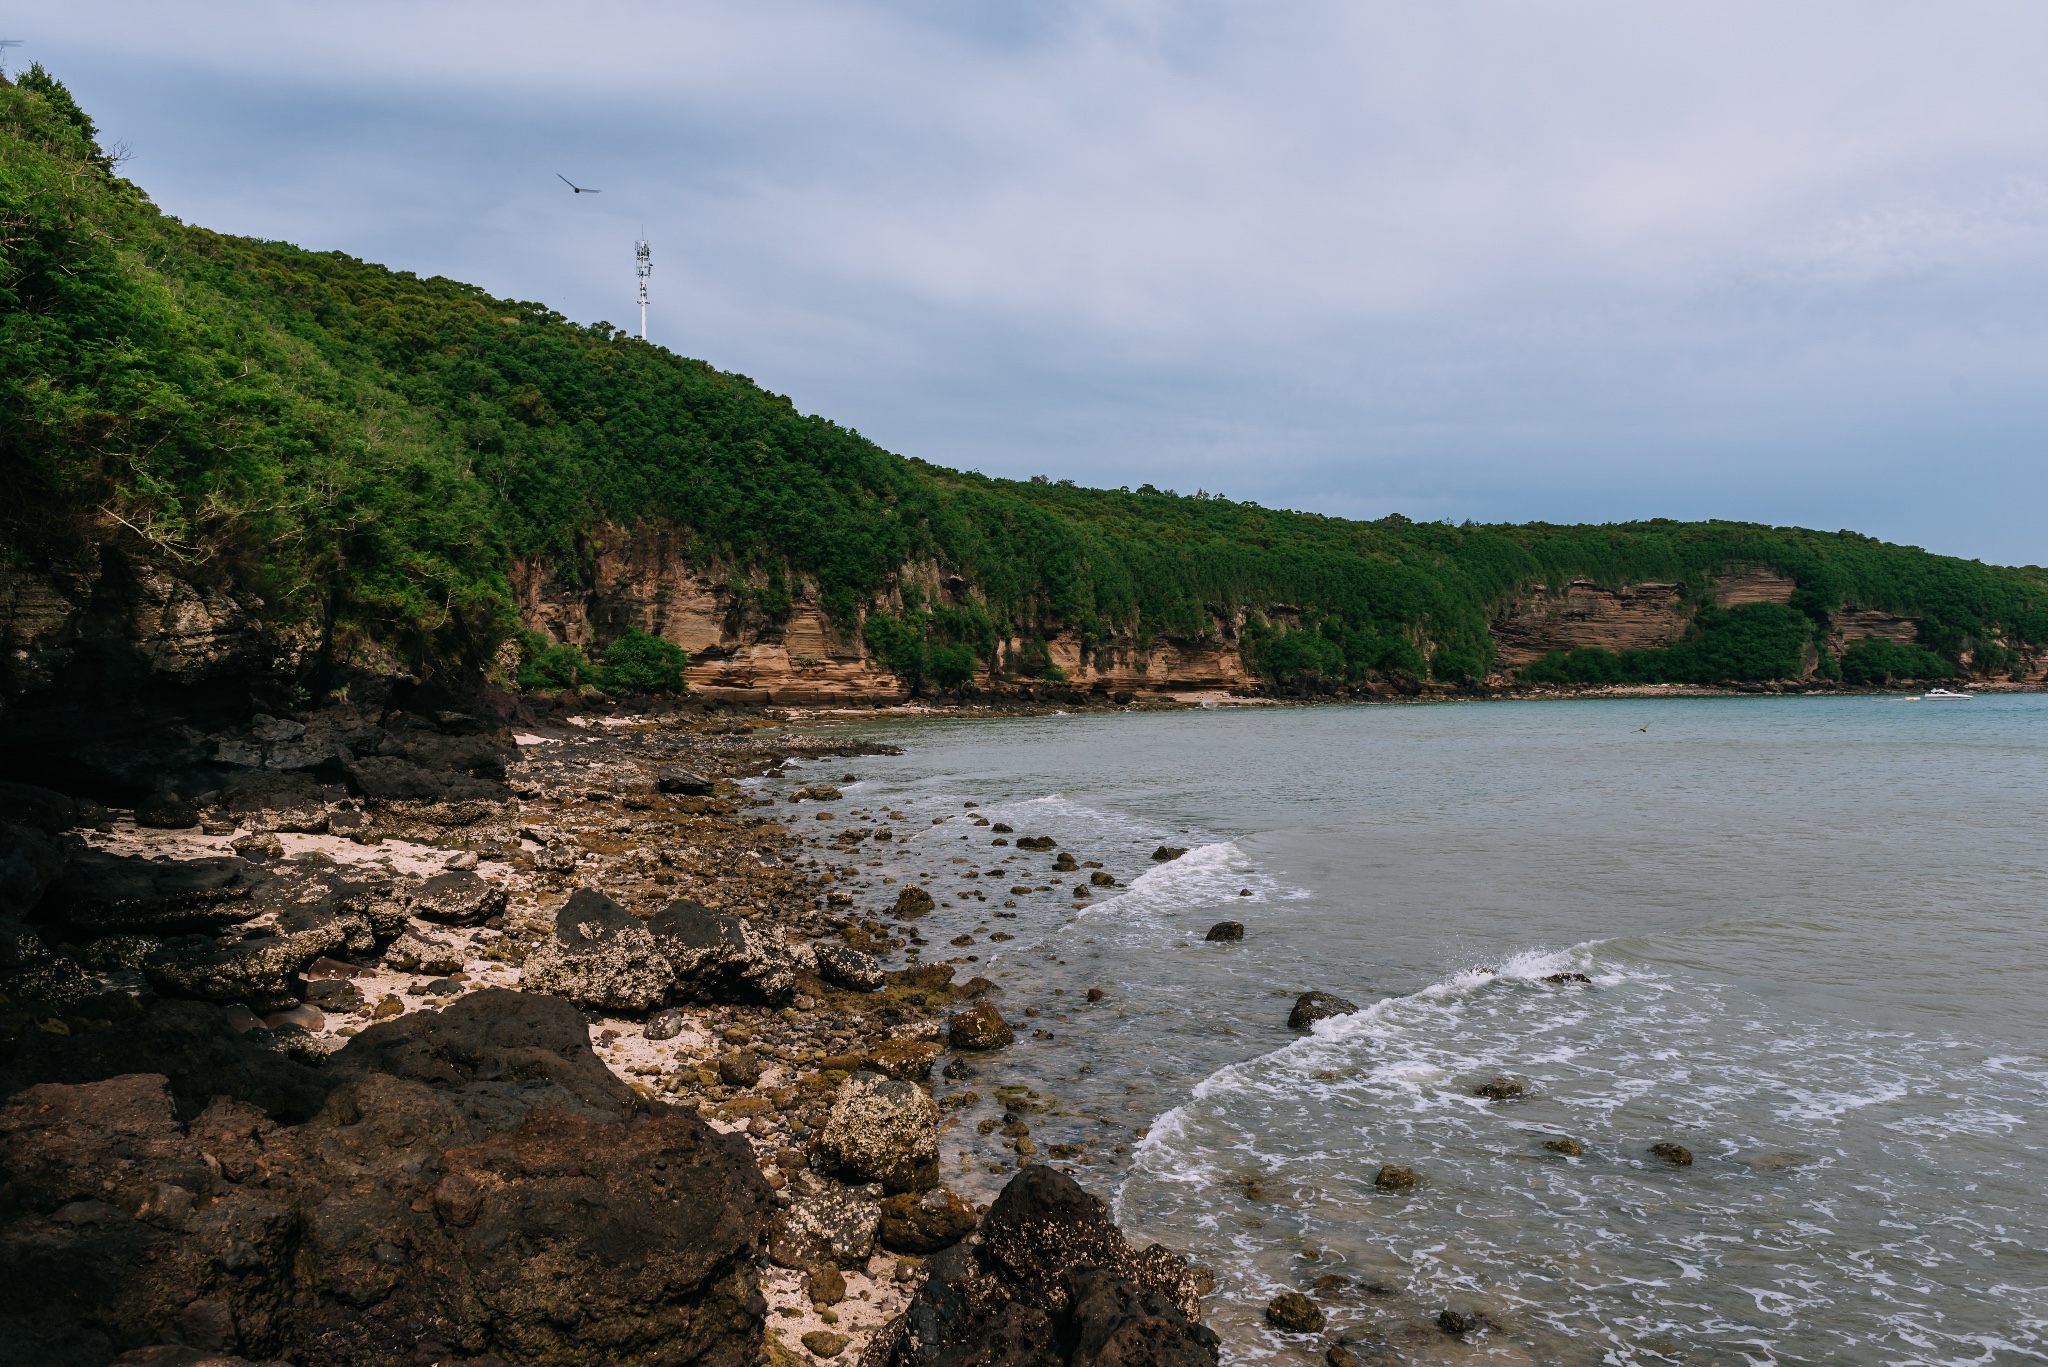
top-left (1089, 870), bottom-right (1116, 886)
top-left (1288, 991), bottom-right (1359, 1029)
top-left (1543, 1137), bottom-right (1584, 1157)
top-left (1438, 1307), bottom-right (1478, 1334)
top-left (1373, 1165), bottom-right (1416, 1191)
top-left (263, 1003), bottom-right (325, 1032)
top-left (800, 1330), bottom-right (850, 1359)
top-left (807, 1263), bottom-right (847, 1306)
top-left (892, 886), bottom-right (935, 917)
top-left (814, 942), bottom-right (884, 992)
top-left (230, 832), bottom-right (285, 860)
top-left (371, 996), bottom-right (404, 1020)
top-left (1204, 921), bottom-right (1244, 942)
top-left (718, 1052), bottom-right (763, 1086)
top-left (1650, 1142), bottom-right (1694, 1166)
top-left (1085, 987), bottom-right (1105, 1002)
top-left (444, 850), bottom-right (479, 870)
top-left (1264, 1291), bottom-right (1325, 1333)
top-left (1473, 1076), bottom-right (1526, 1101)
top-left (645, 1008), bottom-right (687, 1040)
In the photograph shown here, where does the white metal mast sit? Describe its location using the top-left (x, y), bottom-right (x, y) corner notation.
top-left (635, 237), bottom-right (652, 340)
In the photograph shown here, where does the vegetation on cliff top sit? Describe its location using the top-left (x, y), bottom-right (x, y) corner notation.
top-left (6, 68), bottom-right (2046, 691)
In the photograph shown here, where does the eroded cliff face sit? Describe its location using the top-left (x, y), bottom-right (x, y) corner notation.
top-left (510, 524), bottom-right (1255, 703)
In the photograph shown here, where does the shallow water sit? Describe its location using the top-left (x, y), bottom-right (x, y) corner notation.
top-left (775, 696), bottom-right (2048, 1364)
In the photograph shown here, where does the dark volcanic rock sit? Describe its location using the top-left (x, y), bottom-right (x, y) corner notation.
top-left (866, 1165), bottom-right (1214, 1367)
top-left (877, 1186), bottom-right (978, 1253)
top-left (1150, 845), bottom-right (1187, 862)
top-left (0, 780), bottom-right (80, 834)
top-left (218, 771), bottom-right (328, 833)
top-left (814, 941), bottom-right (884, 992)
top-left (657, 766), bottom-right (715, 795)
top-left (518, 889), bottom-right (673, 1013)
top-left (0, 820), bottom-right (66, 918)
top-left (647, 897), bottom-right (796, 1005)
top-left (0, 995), bottom-right (773, 1367)
top-left (1203, 921), bottom-right (1244, 942)
top-left (1650, 1142), bottom-right (1694, 1166)
top-left (409, 869), bottom-right (508, 925)
top-left (56, 852), bottom-right (264, 935)
top-left (1264, 1291), bottom-right (1324, 1333)
top-left (1287, 991), bottom-right (1359, 1030)
top-left (134, 791), bottom-right (200, 829)
top-left (1, 997), bottom-right (333, 1123)
top-left (1473, 1076), bottom-right (1526, 1101)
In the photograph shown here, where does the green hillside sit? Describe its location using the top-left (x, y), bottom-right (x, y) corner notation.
top-left (6, 66), bottom-right (2046, 693)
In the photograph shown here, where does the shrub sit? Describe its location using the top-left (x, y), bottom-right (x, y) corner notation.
top-left (600, 628), bottom-right (689, 693)
top-left (1840, 638), bottom-right (1951, 685)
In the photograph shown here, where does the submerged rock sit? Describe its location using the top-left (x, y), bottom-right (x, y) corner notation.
top-left (1287, 991), bottom-right (1359, 1030)
top-left (1473, 1076), bottom-right (1526, 1101)
top-left (1373, 1165), bottom-right (1417, 1192)
top-left (947, 1001), bottom-right (1014, 1051)
top-left (892, 886), bottom-right (936, 917)
top-left (1650, 1142), bottom-right (1694, 1167)
top-left (1204, 921), bottom-right (1244, 942)
top-left (1151, 845), bottom-right (1188, 862)
top-left (1264, 1291), bottom-right (1325, 1333)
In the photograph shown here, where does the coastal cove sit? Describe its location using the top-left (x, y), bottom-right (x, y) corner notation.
top-left (798, 695), bottom-right (2048, 1363)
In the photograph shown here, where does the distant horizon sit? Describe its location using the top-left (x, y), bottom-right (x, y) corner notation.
top-left (19, 1), bottom-right (2048, 567)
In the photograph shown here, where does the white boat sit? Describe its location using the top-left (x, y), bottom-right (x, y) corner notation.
top-left (1923, 688), bottom-right (1974, 700)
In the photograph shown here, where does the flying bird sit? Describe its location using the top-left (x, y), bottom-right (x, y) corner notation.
top-left (557, 174), bottom-right (601, 194)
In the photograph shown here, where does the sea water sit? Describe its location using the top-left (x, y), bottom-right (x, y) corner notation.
top-left (776, 696), bottom-right (2048, 1364)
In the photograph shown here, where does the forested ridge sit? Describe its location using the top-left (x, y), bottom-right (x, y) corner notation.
top-left (7, 66), bottom-right (2046, 693)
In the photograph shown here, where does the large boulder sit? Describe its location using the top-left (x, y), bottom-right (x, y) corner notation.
top-left (0, 991), bottom-right (774, 1367)
top-left (218, 771), bottom-right (329, 833)
top-left (0, 781), bottom-right (79, 834)
top-left (0, 820), bottom-right (66, 918)
top-left (53, 852), bottom-right (264, 935)
top-left (647, 898), bottom-right (797, 1005)
top-left (520, 889), bottom-right (673, 1012)
top-left (866, 1166), bottom-right (1215, 1367)
top-left (382, 929), bottom-right (465, 975)
top-left (657, 766), bottom-right (715, 795)
top-left (1287, 991), bottom-right (1359, 1029)
top-left (815, 1072), bottom-right (939, 1194)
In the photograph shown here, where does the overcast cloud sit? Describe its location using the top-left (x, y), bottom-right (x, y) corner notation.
top-left (16, 1), bottom-right (2048, 563)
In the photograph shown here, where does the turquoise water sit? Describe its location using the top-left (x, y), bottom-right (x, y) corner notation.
top-left (771, 696), bottom-right (2048, 1364)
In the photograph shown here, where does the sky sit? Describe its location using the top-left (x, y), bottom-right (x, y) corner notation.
top-left (14, 1), bottom-right (2048, 565)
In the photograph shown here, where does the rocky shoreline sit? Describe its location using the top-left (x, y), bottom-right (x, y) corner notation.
top-left (0, 690), bottom-right (1221, 1367)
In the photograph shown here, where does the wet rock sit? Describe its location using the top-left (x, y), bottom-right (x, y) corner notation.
top-left (792, 785), bottom-right (842, 802)
top-left (409, 870), bottom-right (506, 925)
top-left (382, 930), bottom-right (464, 976)
top-left (1287, 992), bottom-right (1359, 1030)
top-left (1053, 852), bottom-right (1079, 872)
top-left (56, 852), bottom-right (262, 935)
top-left (1437, 1306), bottom-right (1478, 1334)
top-left (134, 791), bottom-right (199, 830)
top-left (1650, 1142), bottom-right (1694, 1166)
top-left (801, 1329), bottom-right (851, 1358)
top-left (867, 1038), bottom-right (943, 1081)
top-left (657, 766), bottom-right (716, 795)
top-left (866, 1165), bottom-right (1215, 1367)
top-left (1150, 845), bottom-right (1187, 862)
top-left (1543, 1137), bottom-right (1585, 1157)
top-left (1085, 987), bottom-right (1105, 1002)
top-left (648, 897), bottom-right (797, 1005)
top-left (816, 1072), bottom-right (939, 1193)
top-left (1014, 836), bottom-right (1057, 851)
top-left (1089, 871), bottom-right (1116, 887)
top-left (520, 889), bottom-right (673, 1012)
top-left (814, 941), bottom-right (884, 992)
top-left (1373, 1165), bottom-right (1417, 1192)
top-left (878, 1186), bottom-right (978, 1253)
top-left (718, 1051), bottom-right (764, 1087)
top-left (1543, 971), bottom-right (1592, 985)
top-left (1204, 921), bottom-right (1244, 942)
top-left (644, 1007), bottom-right (687, 1040)
top-left (769, 1185), bottom-right (881, 1269)
top-left (1473, 1076), bottom-right (1526, 1101)
top-left (892, 886), bottom-right (935, 917)
top-left (1264, 1291), bottom-right (1324, 1333)
top-left (947, 1001), bottom-right (1014, 1051)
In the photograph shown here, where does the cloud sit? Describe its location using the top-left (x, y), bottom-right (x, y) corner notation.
top-left (21, 0), bottom-right (2048, 562)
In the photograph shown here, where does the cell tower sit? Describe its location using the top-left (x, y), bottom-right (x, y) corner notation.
top-left (635, 237), bottom-right (652, 340)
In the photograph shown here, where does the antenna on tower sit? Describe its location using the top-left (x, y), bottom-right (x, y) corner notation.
top-left (0, 40), bottom-right (23, 76)
top-left (634, 235), bottom-right (652, 341)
